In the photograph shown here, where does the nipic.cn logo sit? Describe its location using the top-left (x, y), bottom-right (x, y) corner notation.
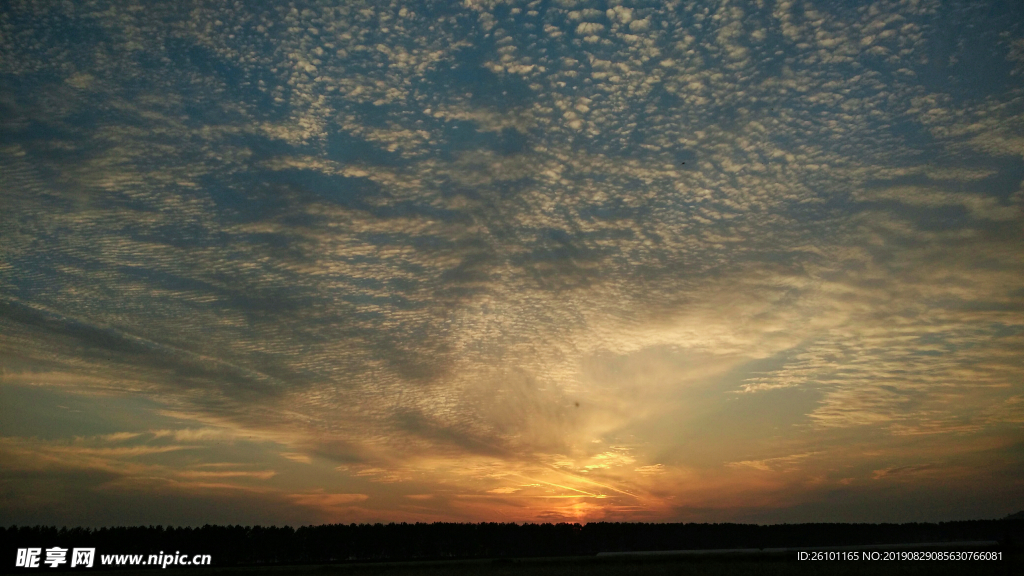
top-left (16, 548), bottom-right (209, 569)
top-left (15, 548), bottom-right (95, 568)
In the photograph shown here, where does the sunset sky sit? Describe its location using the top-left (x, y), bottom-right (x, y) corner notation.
top-left (1, 0), bottom-right (1022, 527)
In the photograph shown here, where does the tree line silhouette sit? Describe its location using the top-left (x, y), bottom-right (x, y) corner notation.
top-left (2, 519), bottom-right (1021, 567)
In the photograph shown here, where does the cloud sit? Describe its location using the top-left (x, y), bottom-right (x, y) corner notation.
top-left (853, 185), bottom-right (1020, 221)
top-left (1, 0), bottom-right (1022, 525)
top-left (486, 487), bottom-right (519, 494)
top-left (633, 465), bottom-right (666, 476)
top-left (288, 491), bottom-right (369, 510)
top-left (871, 464), bottom-right (940, 480)
top-left (727, 452), bottom-right (820, 473)
top-left (280, 452), bottom-right (313, 464)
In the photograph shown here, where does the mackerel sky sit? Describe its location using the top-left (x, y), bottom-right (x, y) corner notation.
top-left (1, 0), bottom-right (1022, 526)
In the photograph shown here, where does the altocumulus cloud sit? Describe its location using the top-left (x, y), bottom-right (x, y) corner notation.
top-left (1, 0), bottom-right (1022, 525)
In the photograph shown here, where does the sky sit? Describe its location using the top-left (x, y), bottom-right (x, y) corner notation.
top-left (1, 0), bottom-right (1022, 527)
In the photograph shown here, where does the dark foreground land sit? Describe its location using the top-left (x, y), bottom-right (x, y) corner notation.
top-left (4, 520), bottom-right (1022, 574)
top-left (78, 550), bottom-right (1023, 576)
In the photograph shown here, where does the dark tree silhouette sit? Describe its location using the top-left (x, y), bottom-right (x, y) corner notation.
top-left (2, 519), bottom-right (1020, 570)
